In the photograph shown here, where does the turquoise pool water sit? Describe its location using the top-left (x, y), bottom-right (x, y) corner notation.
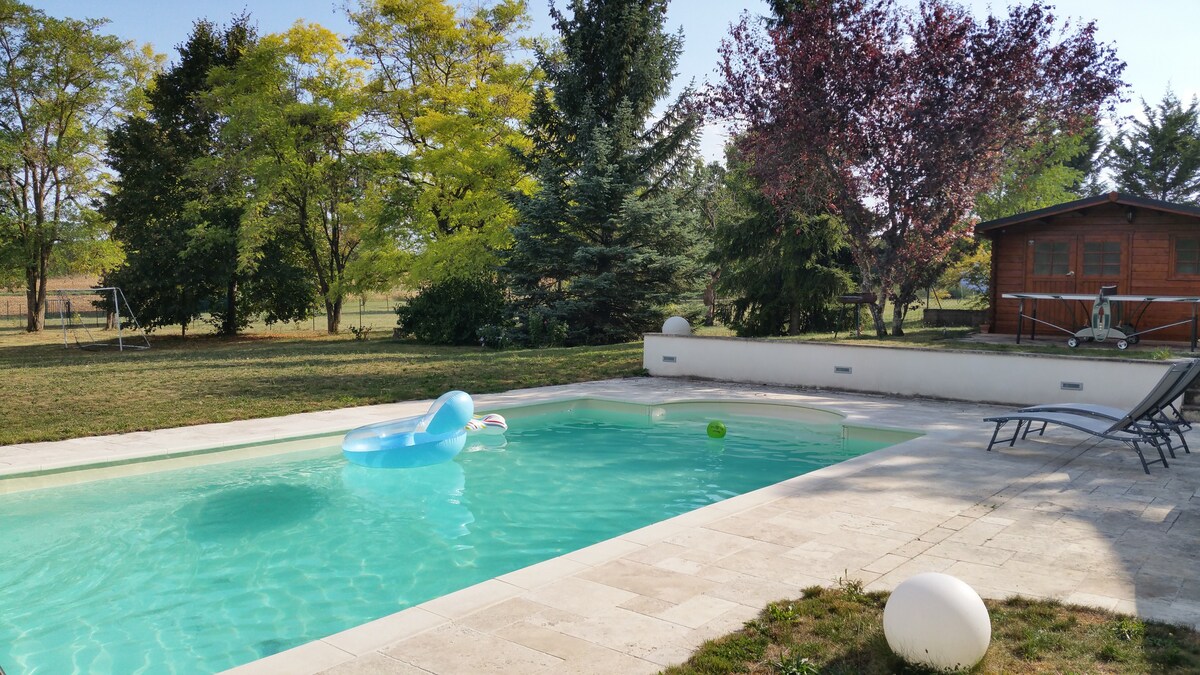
top-left (0, 406), bottom-right (903, 673)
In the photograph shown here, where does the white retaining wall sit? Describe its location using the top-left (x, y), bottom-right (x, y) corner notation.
top-left (643, 334), bottom-right (1174, 408)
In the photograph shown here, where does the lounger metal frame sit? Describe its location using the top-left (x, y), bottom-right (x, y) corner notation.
top-left (1018, 359), bottom-right (1200, 456)
top-left (984, 361), bottom-right (1193, 473)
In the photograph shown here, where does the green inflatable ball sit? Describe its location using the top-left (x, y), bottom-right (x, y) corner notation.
top-left (707, 420), bottom-right (727, 439)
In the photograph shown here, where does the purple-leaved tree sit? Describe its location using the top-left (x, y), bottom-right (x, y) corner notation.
top-left (711, 0), bottom-right (1125, 335)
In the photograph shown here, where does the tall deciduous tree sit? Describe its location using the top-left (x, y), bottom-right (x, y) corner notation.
top-left (712, 0), bottom-right (1124, 336)
top-left (505, 0), bottom-right (701, 345)
top-left (208, 23), bottom-right (396, 334)
top-left (1107, 91), bottom-right (1200, 203)
top-left (350, 0), bottom-right (536, 284)
top-left (104, 17), bottom-right (312, 336)
top-left (0, 1), bottom-right (127, 331)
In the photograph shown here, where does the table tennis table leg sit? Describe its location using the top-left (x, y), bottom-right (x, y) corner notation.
top-left (1015, 298), bottom-right (1024, 344)
top-left (1192, 304), bottom-right (1197, 353)
top-left (1030, 299), bottom-right (1038, 341)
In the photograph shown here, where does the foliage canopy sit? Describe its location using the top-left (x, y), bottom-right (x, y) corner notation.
top-left (350, 0), bottom-right (537, 286)
top-left (0, 0), bottom-right (129, 330)
top-left (712, 0), bottom-right (1125, 336)
top-left (505, 0), bottom-right (702, 345)
top-left (1107, 91), bottom-right (1200, 203)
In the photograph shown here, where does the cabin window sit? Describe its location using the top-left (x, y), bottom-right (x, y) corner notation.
top-left (1032, 241), bottom-right (1070, 276)
top-left (1175, 236), bottom-right (1200, 276)
top-left (1082, 241), bottom-right (1121, 276)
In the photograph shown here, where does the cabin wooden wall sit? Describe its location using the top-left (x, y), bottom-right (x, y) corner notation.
top-left (987, 203), bottom-right (1200, 343)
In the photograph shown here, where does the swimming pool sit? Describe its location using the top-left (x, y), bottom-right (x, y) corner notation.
top-left (0, 399), bottom-right (916, 673)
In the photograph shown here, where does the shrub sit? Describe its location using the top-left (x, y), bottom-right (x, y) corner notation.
top-left (525, 310), bottom-right (568, 348)
top-left (395, 277), bottom-right (506, 345)
top-left (476, 323), bottom-right (517, 349)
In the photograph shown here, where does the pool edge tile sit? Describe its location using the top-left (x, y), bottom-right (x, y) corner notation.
top-left (321, 607), bottom-right (447, 656)
top-left (497, 556), bottom-right (592, 590)
top-left (221, 639), bottom-right (354, 675)
top-left (418, 579), bottom-right (525, 620)
top-left (564, 536), bottom-right (646, 566)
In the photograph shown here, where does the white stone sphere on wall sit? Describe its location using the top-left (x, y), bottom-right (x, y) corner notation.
top-left (661, 316), bottom-right (691, 335)
top-left (883, 572), bottom-right (991, 671)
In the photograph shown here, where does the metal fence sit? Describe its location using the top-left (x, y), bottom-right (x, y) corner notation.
top-left (1, 294), bottom-right (109, 329)
top-left (1, 294), bottom-right (406, 332)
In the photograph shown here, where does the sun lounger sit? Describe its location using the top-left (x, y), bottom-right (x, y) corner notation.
top-left (984, 361), bottom-right (1192, 473)
top-left (1017, 359), bottom-right (1198, 455)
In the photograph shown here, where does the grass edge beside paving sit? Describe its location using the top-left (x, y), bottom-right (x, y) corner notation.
top-left (663, 582), bottom-right (1200, 674)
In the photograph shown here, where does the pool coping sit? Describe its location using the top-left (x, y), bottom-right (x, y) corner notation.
top-left (4, 377), bottom-right (1198, 674)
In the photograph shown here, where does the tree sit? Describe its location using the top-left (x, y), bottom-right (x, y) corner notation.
top-left (504, 0), bottom-right (702, 345)
top-left (1065, 121), bottom-right (1107, 196)
top-left (208, 22), bottom-right (399, 334)
top-left (678, 160), bottom-right (731, 327)
top-left (712, 0), bottom-right (1124, 336)
top-left (104, 17), bottom-right (312, 336)
top-left (1107, 91), bottom-right (1200, 203)
top-left (350, 0), bottom-right (537, 285)
top-left (712, 143), bottom-right (852, 336)
top-left (976, 129), bottom-right (1093, 222)
top-left (0, 1), bottom-right (127, 331)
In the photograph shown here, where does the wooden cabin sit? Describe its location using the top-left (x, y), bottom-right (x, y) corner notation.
top-left (976, 192), bottom-right (1200, 343)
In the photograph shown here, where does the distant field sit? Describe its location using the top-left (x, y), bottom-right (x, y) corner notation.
top-left (0, 287), bottom-right (408, 337)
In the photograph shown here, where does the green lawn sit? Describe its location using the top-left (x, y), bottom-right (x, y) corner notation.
top-left (0, 331), bottom-right (643, 445)
top-left (4, 302), bottom-right (1187, 446)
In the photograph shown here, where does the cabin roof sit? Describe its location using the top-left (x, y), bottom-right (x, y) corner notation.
top-left (974, 191), bottom-right (1200, 236)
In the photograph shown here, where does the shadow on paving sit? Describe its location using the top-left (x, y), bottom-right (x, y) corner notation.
top-left (755, 402), bottom-right (1200, 629)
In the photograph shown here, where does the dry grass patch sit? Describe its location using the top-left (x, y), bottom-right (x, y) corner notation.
top-left (665, 581), bottom-right (1200, 674)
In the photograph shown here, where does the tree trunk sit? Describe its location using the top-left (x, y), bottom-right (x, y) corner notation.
top-left (24, 253), bottom-right (48, 332)
top-left (219, 275), bottom-right (238, 336)
top-left (891, 307), bottom-right (907, 336)
top-left (325, 297), bottom-right (342, 334)
top-left (703, 269), bottom-right (720, 326)
top-left (868, 300), bottom-right (888, 337)
top-left (788, 304), bottom-right (801, 336)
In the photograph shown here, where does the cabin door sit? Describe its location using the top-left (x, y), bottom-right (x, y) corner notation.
top-left (1023, 236), bottom-right (1080, 332)
top-left (1021, 234), bottom-right (1132, 336)
top-left (1077, 233), bottom-right (1132, 327)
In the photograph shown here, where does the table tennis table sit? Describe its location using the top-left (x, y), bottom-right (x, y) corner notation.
top-left (1002, 291), bottom-right (1200, 352)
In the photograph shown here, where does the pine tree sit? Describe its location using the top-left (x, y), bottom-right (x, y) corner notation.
top-left (711, 145), bottom-right (854, 337)
top-left (1107, 91), bottom-right (1200, 203)
top-left (504, 0), bottom-right (701, 345)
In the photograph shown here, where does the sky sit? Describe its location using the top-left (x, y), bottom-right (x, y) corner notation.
top-left (24, 0), bottom-right (1200, 161)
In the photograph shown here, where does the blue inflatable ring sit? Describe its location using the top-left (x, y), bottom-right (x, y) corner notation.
top-left (342, 391), bottom-right (475, 468)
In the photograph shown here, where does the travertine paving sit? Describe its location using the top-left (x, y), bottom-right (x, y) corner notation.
top-left (4, 377), bottom-right (1198, 674)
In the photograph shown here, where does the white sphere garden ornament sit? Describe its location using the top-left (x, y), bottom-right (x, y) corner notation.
top-left (883, 572), bottom-right (991, 671)
top-left (661, 316), bottom-right (691, 335)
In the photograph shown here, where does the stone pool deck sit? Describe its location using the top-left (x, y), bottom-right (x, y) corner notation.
top-left (4, 377), bottom-right (1199, 673)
